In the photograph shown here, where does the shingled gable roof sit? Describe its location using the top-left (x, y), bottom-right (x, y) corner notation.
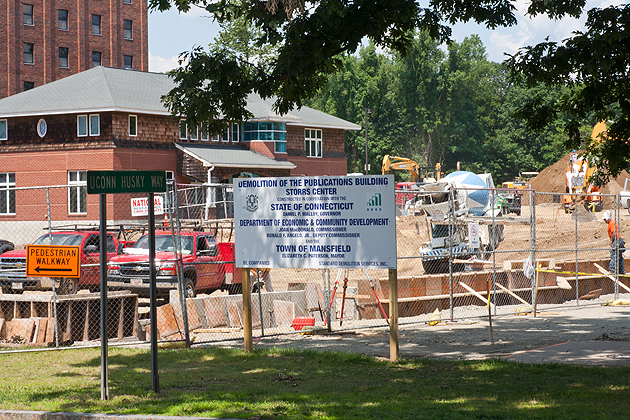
top-left (0, 67), bottom-right (361, 131)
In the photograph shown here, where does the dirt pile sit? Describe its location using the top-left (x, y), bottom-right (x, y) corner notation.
top-left (529, 153), bottom-right (630, 195)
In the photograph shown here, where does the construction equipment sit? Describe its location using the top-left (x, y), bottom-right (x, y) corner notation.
top-left (415, 171), bottom-right (505, 274)
top-left (382, 155), bottom-right (442, 183)
top-left (383, 155), bottom-right (443, 215)
top-left (562, 122), bottom-right (605, 213)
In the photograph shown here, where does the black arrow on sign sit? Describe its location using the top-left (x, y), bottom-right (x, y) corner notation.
top-left (35, 266), bottom-right (73, 273)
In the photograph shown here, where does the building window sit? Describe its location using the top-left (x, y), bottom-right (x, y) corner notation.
top-left (123, 20), bottom-right (132, 40)
top-left (0, 120), bottom-right (7, 140)
top-left (123, 55), bottom-right (132, 69)
top-left (179, 120), bottom-right (187, 139)
top-left (59, 47), bottom-right (69, 68)
top-left (123, 0), bottom-right (132, 3)
top-left (23, 81), bottom-right (34, 91)
top-left (23, 4), bottom-right (33, 26)
top-left (58, 10), bottom-right (68, 31)
top-left (92, 51), bottom-right (101, 67)
top-left (305, 129), bottom-right (322, 158)
top-left (92, 15), bottom-right (101, 35)
top-left (90, 115), bottom-right (100, 136)
top-left (211, 134), bottom-right (219, 142)
top-left (77, 115), bottom-right (99, 137)
top-left (232, 123), bottom-right (239, 143)
top-left (0, 173), bottom-right (16, 215)
top-left (222, 126), bottom-right (229, 142)
top-left (23, 43), bottom-right (34, 64)
top-left (242, 121), bottom-right (286, 152)
top-left (68, 171), bottom-right (87, 214)
top-left (129, 115), bottom-right (137, 136)
top-left (78, 115), bottom-right (88, 137)
top-left (200, 122), bottom-right (209, 141)
top-left (190, 124), bottom-right (198, 141)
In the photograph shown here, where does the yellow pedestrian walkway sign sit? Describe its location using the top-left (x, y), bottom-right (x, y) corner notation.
top-left (26, 245), bottom-right (81, 278)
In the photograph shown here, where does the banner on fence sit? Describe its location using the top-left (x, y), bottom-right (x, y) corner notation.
top-left (234, 175), bottom-right (396, 269)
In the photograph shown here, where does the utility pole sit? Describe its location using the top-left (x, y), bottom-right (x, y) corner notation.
top-left (364, 108), bottom-right (373, 174)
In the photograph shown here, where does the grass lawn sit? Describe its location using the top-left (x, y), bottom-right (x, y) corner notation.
top-left (0, 346), bottom-right (628, 419)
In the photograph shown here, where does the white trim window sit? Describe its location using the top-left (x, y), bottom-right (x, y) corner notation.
top-left (90, 114), bottom-right (100, 136)
top-left (0, 119), bottom-right (7, 140)
top-left (77, 115), bottom-right (88, 136)
top-left (200, 122), bottom-right (209, 141)
top-left (305, 129), bottom-right (322, 158)
top-left (129, 115), bottom-right (137, 136)
top-left (179, 120), bottom-right (187, 140)
top-left (190, 124), bottom-right (198, 141)
top-left (78, 115), bottom-right (99, 136)
top-left (0, 173), bottom-right (16, 215)
top-left (232, 123), bottom-right (239, 143)
top-left (68, 170), bottom-right (87, 214)
top-left (222, 126), bottom-right (229, 142)
top-left (211, 133), bottom-right (220, 142)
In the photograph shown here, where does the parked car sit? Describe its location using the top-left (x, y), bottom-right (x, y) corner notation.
top-left (0, 231), bottom-right (122, 294)
top-left (107, 230), bottom-right (237, 298)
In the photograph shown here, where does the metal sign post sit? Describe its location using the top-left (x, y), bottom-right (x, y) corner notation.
top-left (87, 170), bottom-right (166, 399)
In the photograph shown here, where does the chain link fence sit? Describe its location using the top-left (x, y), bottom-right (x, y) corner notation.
top-left (1, 182), bottom-right (628, 352)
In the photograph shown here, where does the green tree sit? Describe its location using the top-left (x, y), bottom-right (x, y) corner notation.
top-left (507, 4), bottom-right (630, 184)
top-left (151, 0), bottom-right (588, 132)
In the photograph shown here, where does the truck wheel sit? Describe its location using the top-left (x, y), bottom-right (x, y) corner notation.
top-left (0, 243), bottom-right (14, 255)
top-left (228, 284), bottom-right (243, 295)
top-left (183, 277), bottom-right (196, 298)
top-left (422, 259), bottom-right (449, 274)
top-left (58, 278), bottom-right (78, 295)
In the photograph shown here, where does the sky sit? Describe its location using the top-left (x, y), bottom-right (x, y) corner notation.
top-left (148, 0), bottom-right (624, 73)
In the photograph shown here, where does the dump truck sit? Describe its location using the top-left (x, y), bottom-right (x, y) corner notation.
top-left (415, 171), bottom-right (505, 274)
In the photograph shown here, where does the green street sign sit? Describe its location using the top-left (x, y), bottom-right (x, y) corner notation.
top-left (87, 170), bottom-right (167, 194)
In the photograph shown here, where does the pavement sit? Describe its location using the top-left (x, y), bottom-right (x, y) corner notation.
top-left (502, 340), bottom-right (630, 365)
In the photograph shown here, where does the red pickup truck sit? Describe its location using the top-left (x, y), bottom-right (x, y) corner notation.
top-left (0, 231), bottom-right (122, 294)
top-left (106, 230), bottom-right (237, 298)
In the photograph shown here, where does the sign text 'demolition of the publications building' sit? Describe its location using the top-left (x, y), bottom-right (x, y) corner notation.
top-left (234, 175), bottom-right (396, 269)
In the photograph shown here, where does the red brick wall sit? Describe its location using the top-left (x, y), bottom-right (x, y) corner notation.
top-left (0, 0), bottom-right (148, 99)
top-left (288, 156), bottom-right (348, 176)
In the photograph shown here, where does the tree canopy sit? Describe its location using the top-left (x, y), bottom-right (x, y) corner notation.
top-left (507, 4), bottom-right (630, 184)
top-left (150, 0), bottom-right (587, 132)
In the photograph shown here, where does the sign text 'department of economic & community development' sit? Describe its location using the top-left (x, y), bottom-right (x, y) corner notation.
top-left (234, 175), bottom-right (396, 269)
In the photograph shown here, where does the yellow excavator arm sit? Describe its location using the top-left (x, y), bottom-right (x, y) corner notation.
top-left (382, 155), bottom-right (442, 183)
top-left (382, 155), bottom-right (420, 182)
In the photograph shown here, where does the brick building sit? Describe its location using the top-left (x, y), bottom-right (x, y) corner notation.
top-left (0, 66), bottom-right (359, 231)
top-left (0, 0), bottom-right (148, 99)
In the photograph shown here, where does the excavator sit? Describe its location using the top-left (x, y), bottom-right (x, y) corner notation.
top-left (381, 155), bottom-right (442, 183)
top-left (562, 122), bottom-right (605, 213)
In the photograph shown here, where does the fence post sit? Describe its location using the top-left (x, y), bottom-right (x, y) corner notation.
top-left (242, 267), bottom-right (253, 352)
top-left (448, 188), bottom-right (454, 321)
top-left (389, 268), bottom-right (398, 362)
top-left (46, 188), bottom-right (59, 349)
top-left (171, 181), bottom-right (190, 347)
top-left (530, 189), bottom-right (537, 309)
top-left (574, 192), bottom-right (580, 306)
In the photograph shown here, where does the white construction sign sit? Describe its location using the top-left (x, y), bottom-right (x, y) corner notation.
top-left (131, 196), bottom-right (164, 216)
top-left (234, 175), bottom-right (396, 269)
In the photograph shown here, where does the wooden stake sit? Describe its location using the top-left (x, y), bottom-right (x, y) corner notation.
top-left (458, 281), bottom-right (495, 308)
top-left (496, 283), bottom-right (530, 305)
top-left (594, 263), bottom-right (630, 293)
